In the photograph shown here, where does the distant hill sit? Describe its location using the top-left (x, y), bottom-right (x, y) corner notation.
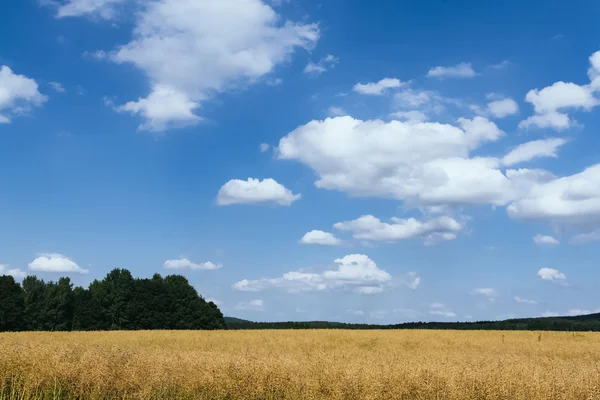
top-left (224, 313), bottom-right (600, 331)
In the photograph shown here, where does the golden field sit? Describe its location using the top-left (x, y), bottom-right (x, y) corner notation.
top-left (1, 330), bottom-right (600, 400)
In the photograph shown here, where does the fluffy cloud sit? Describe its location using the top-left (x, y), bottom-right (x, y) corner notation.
top-left (502, 138), bottom-right (567, 166)
top-left (0, 265), bottom-right (27, 279)
top-left (304, 54), bottom-right (338, 76)
top-left (55, 0), bottom-right (125, 18)
top-left (537, 267), bottom-right (566, 281)
top-left (277, 116), bottom-right (514, 208)
top-left (235, 299), bottom-right (264, 311)
top-left (506, 164), bottom-right (600, 227)
top-left (487, 98), bottom-right (519, 118)
top-left (515, 296), bottom-right (537, 304)
top-left (353, 78), bottom-right (403, 95)
top-left (217, 177), bottom-right (300, 206)
top-left (533, 234), bottom-right (560, 246)
top-left (163, 258), bottom-right (222, 270)
top-left (102, 0), bottom-right (318, 131)
top-left (427, 62), bottom-right (476, 78)
top-left (0, 65), bottom-right (47, 123)
top-left (299, 230), bottom-right (342, 246)
top-left (333, 215), bottom-right (463, 245)
top-left (472, 288), bottom-right (497, 300)
top-left (519, 51), bottom-right (600, 130)
top-left (28, 253), bottom-right (89, 274)
top-left (233, 254), bottom-right (418, 294)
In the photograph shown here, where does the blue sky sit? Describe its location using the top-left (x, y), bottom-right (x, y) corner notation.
top-left (1, 0), bottom-right (600, 323)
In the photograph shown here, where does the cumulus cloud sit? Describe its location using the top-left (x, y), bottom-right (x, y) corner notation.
top-left (333, 214), bottom-right (463, 245)
top-left (537, 267), bottom-right (566, 281)
top-left (487, 98), bottom-right (519, 118)
top-left (502, 138), bottom-right (567, 166)
top-left (217, 178), bottom-right (300, 206)
top-left (0, 265), bottom-right (27, 279)
top-left (163, 258), bottom-right (222, 270)
top-left (299, 230), bottom-right (342, 246)
top-left (427, 62), bottom-right (476, 78)
top-left (353, 78), bottom-right (403, 95)
top-left (304, 54), bottom-right (338, 76)
top-left (515, 296), bottom-right (537, 304)
top-left (533, 234), bottom-right (560, 246)
top-left (277, 116), bottom-right (515, 208)
top-left (235, 299), bottom-right (264, 311)
top-left (233, 254), bottom-right (417, 294)
top-left (28, 253), bottom-right (89, 274)
top-left (95, 0), bottom-right (319, 131)
top-left (0, 65), bottom-right (47, 123)
top-left (519, 51), bottom-right (600, 130)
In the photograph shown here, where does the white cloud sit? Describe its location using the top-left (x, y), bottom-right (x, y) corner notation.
top-left (487, 98), bottom-right (518, 118)
top-left (48, 81), bottom-right (66, 93)
top-left (519, 51), bottom-right (600, 130)
top-left (54, 0), bottom-right (125, 19)
top-left (277, 116), bottom-right (514, 208)
top-left (353, 78), bottom-right (403, 96)
top-left (346, 309), bottom-right (364, 316)
top-left (163, 258), bottom-right (222, 270)
top-left (299, 230), bottom-right (342, 246)
top-left (304, 54), bottom-right (338, 76)
top-left (28, 253), bottom-right (89, 274)
top-left (205, 297), bottom-right (222, 305)
top-left (232, 254), bottom-right (418, 294)
top-left (235, 299), bottom-right (264, 311)
top-left (259, 143), bottom-right (270, 152)
top-left (0, 265), bottom-right (27, 279)
top-left (217, 177), bottom-right (300, 206)
top-left (327, 106), bottom-right (346, 117)
top-left (427, 62), bottom-right (476, 78)
top-left (570, 230), bottom-right (600, 244)
top-left (0, 65), bottom-right (47, 123)
top-left (507, 164), bottom-right (600, 227)
top-left (102, 0), bottom-right (318, 131)
top-left (542, 311), bottom-right (560, 317)
top-left (333, 214), bottom-right (463, 245)
top-left (537, 267), bottom-right (566, 281)
top-left (354, 286), bottom-right (383, 294)
top-left (502, 138), bottom-right (567, 166)
top-left (489, 60), bottom-right (511, 70)
top-left (428, 303), bottom-right (457, 317)
top-left (515, 296), bottom-right (537, 304)
top-left (390, 110), bottom-right (427, 123)
top-left (533, 234), bottom-right (560, 246)
top-left (472, 288), bottom-right (497, 300)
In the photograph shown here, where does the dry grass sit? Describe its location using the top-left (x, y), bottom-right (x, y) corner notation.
top-left (1, 330), bottom-right (600, 399)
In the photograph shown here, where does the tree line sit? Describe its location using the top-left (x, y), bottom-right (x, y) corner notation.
top-left (0, 268), bottom-right (225, 332)
top-left (224, 315), bottom-right (600, 332)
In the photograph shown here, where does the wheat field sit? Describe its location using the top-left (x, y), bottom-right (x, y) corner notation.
top-left (1, 330), bottom-right (600, 399)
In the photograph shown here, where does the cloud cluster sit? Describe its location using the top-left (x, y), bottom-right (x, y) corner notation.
top-left (304, 54), bottom-right (338, 76)
top-left (353, 78), bottom-right (403, 96)
top-left (0, 66), bottom-right (47, 123)
top-left (299, 230), bottom-right (342, 246)
top-left (233, 254), bottom-right (418, 294)
top-left (100, 0), bottom-right (319, 131)
top-left (0, 265), bottom-right (27, 279)
top-left (537, 267), bottom-right (566, 281)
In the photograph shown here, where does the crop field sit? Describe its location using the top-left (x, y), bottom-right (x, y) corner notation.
top-left (1, 329), bottom-right (600, 400)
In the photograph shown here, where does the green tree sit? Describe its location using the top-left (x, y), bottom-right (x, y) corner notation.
top-left (0, 275), bottom-right (25, 332)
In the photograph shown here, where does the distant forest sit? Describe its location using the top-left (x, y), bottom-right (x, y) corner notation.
top-left (224, 315), bottom-right (600, 332)
top-left (0, 269), bottom-right (225, 332)
top-left (3, 270), bottom-right (600, 332)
